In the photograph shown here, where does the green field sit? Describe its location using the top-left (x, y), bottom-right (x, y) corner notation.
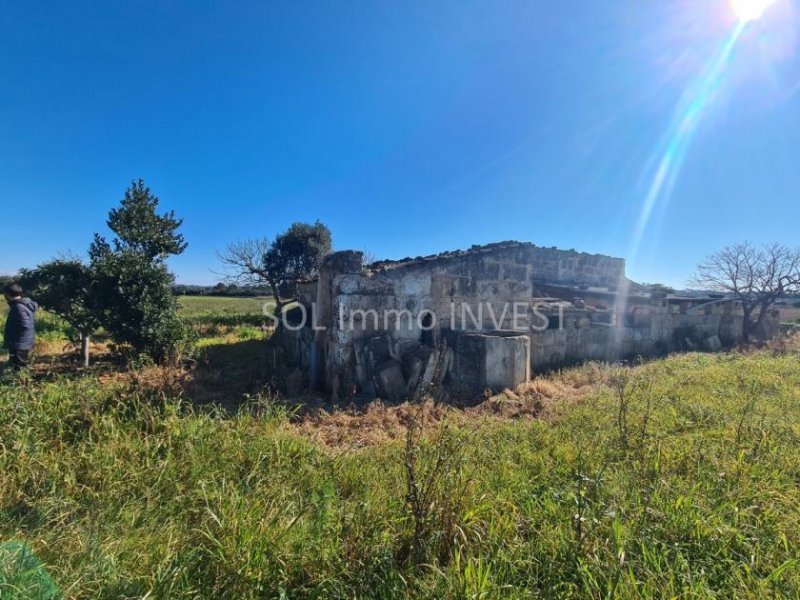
top-left (2, 319), bottom-right (800, 597)
top-left (178, 295), bottom-right (274, 347)
top-left (177, 295), bottom-right (274, 318)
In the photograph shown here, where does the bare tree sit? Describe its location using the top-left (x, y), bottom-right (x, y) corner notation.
top-left (693, 242), bottom-right (800, 341)
top-left (217, 238), bottom-right (282, 310)
top-left (218, 221), bottom-right (332, 313)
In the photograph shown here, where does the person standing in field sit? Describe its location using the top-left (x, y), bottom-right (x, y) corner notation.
top-left (3, 283), bottom-right (38, 370)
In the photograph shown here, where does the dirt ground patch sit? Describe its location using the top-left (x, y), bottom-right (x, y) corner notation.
top-left (290, 362), bottom-right (615, 448)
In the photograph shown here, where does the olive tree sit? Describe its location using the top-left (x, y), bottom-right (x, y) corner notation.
top-left (219, 221), bottom-right (332, 313)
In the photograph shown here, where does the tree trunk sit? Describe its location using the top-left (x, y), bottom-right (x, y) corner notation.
top-left (269, 278), bottom-right (284, 315)
top-left (753, 300), bottom-right (773, 341)
top-left (741, 308), bottom-right (752, 343)
top-left (80, 333), bottom-right (91, 368)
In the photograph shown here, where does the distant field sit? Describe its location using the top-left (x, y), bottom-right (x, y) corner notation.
top-left (177, 295), bottom-right (275, 345)
top-left (177, 295), bottom-right (273, 317)
top-left (0, 296), bottom-right (276, 354)
top-left (777, 305), bottom-right (800, 324)
top-left (1, 295), bottom-right (272, 324)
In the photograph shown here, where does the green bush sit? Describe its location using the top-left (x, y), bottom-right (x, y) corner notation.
top-left (89, 180), bottom-right (191, 363)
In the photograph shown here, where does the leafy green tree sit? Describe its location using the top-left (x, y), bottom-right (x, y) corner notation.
top-left (19, 259), bottom-right (101, 367)
top-left (106, 179), bottom-right (188, 259)
top-left (220, 221), bottom-right (332, 312)
top-left (90, 180), bottom-right (189, 363)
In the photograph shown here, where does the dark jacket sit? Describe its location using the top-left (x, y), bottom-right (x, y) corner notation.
top-left (3, 297), bottom-right (38, 351)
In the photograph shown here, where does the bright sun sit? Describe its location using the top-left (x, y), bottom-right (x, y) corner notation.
top-left (730, 0), bottom-right (776, 22)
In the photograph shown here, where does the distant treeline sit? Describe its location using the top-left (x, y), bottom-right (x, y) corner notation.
top-left (2, 275), bottom-right (270, 299)
top-left (173, 283), bottom-right (273, 298)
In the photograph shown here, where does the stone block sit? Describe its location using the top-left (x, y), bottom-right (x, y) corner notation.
top-left (375, 360), bottom-right (407, 402)
top-left (485, 334), bottom-right (530, 390)
top-left (446, 330), bottom-right (530, 396)
top-left (704, 335), bottom-right (722, 352)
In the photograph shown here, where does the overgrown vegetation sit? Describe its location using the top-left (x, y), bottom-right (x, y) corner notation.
top-left (2, 333), bottom-right (800, 597)
top-left (10, 180), bottom-right (190, 366)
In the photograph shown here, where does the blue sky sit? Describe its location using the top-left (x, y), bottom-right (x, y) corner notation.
top-left (1, 1), bottom-right (798, 287)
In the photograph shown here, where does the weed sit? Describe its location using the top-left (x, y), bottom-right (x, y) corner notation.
top-left (401, 404), bottom-right (470, 568)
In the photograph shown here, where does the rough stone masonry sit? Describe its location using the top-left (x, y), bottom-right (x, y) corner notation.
top-left (273, 241), bottom-right (778, 402)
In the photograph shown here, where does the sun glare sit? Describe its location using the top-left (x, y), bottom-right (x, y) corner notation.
top-left (730, 0), bottom-right (776, 22)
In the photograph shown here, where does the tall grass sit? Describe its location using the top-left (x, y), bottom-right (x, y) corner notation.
top-left (1, 349), bottom-right (800, 597)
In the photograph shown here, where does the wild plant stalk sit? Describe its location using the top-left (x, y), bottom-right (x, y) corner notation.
top-left (402, 401), bottom-right (469, 568)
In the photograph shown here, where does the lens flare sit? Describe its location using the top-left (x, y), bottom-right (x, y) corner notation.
top-left (630, 23), bottom-right (745, 267)
top-left (730, 0), bottom-right (776, 22)
top-left (626, 0), bottom-right (783, 307)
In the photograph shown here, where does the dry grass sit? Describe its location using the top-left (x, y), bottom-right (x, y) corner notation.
top-left (290, 336), bottom-right (800, 449)
top-left (290, 363), bottom-right (616, 449)
top-left (295, 400), bottom-right (450, 447)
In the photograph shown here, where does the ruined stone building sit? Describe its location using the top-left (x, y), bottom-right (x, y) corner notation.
top-left (276, 241), bottom-right (773, 402)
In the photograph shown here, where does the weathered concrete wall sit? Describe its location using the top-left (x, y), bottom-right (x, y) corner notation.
top-left (445, 330), bottom-right (530, 396)
top-left (528, 300), bottom-right (748, 371)
top-left (287, 241), bottom-right (771, 401)
top-left (319, 242), bottom-right (621, 397)
top-left (484, 334), bottom-right (530, 390)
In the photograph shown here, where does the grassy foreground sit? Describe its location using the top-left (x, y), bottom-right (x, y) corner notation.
top-left (1, 343), bottom-right (800, 598)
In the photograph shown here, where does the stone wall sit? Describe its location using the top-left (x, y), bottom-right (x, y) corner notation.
top-left (284, 241), bottom-right (769, 401)
top-left (311, 242), bottom-right (624, 399)
top-left (528, 301), bottom-right (748, 370)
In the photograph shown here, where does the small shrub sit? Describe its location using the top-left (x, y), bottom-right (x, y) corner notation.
top-left (401, 407), bottom-right (470, 567)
